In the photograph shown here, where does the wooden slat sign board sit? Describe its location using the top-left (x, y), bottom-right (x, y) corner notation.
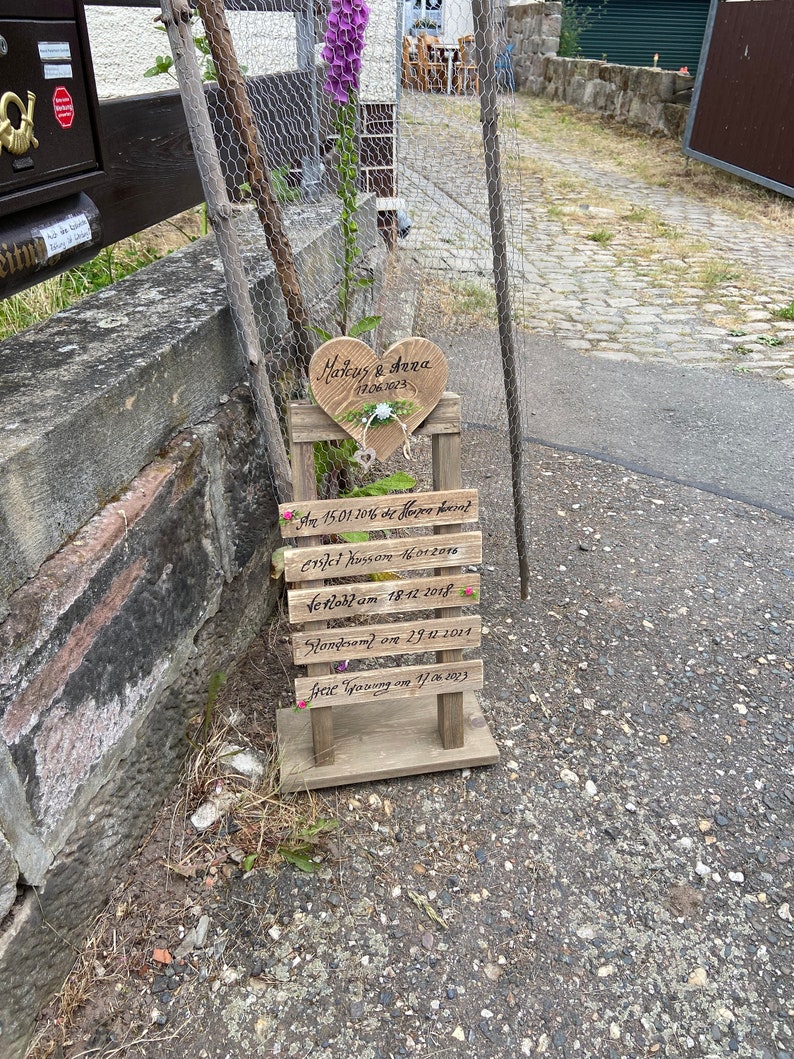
top-left (284, 531), bottom-right (481, 582)
top-left (281, 489), bottom-right (477, 537)
top-left (287, 573), bottom-right (481, 624)
top-left (292, 616), bottom-right (482, 664)
top-left (296, 660), bottom-right (484, 709)
top-left (277, 360), bottom-right (498, 792)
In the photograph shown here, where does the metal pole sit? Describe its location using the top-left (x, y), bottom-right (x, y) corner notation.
top-left (471, 0), bottom-right (531, 600)
top-left (160, 0), bottom-right (292, 502)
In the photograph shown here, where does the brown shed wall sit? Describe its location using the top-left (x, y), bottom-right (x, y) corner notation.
top-left (685, 0), bottom-right (794, 195)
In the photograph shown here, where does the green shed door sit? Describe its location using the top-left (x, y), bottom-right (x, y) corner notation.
top-left (578, 0), bottom-right (710, 73)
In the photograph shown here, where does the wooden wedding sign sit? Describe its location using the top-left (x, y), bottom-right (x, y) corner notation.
top-left (276, 337), bottom-right (499, 792)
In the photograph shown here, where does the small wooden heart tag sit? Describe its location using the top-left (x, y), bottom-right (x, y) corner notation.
top-left (309, 337), bottom-right (449, 461)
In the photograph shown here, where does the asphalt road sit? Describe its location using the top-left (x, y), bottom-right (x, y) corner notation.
top-left (447, 330), bottom-right (794, 519)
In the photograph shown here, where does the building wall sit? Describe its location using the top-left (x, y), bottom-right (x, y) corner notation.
top-left (85, 4), bottom-right (396, 104)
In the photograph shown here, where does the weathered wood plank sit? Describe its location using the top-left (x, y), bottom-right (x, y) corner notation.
top-left (284, 532), bottom-right (481, 581)
top-left (292, 616), bottom-right (481, 665)
top-left (290, 435), bottom-right (334, 765)
top-left (279, 489), bottom-right (478, 538)
top-left (295, 660), bottom-right (483, 709)
top-left (287, 393), bottom-right (462, 443)
top-left (287, 573), bottom-right (481, 623)
top-left (432, 429), bottom-right (465, 748)
top-left (277, 691), bottom-right (499, 792)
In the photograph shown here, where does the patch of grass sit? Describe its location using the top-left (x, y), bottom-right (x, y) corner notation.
top-left (587, 228), bottom-right (614, 245)
top-left (447, 280), bottom-right (497, 320)
top-left (773, 300), bottom-right (794, 320)
top-left (0, 212), bottom-right (201, 340)
top-left (511, 96), bottom-right (794, 236)
top-left (623, 206), bottom-right (651, 224)
top-left (756, 334), bottom-right (784, 347)
top-left (694, 261), bottom-right (744, 289)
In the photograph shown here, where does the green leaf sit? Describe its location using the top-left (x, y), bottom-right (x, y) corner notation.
top-left (353, 276), bottom-right (375, 289)
top-left (279, 848), bottom-right (320, 872)
top-left (296, 817), bottom-right (339, 838)
top-left (143, 56), bottom-right (174, 77)
top-left (338, 530), bottom-right (369, 544)
top-left (242, 853), bottom-right (257, 872)
top-left (308, 324), bottom-right (334, 343)
top-left (270, 546), bottom-right (286, 579)
top-left (346, 472), bottom-right (417, 498)
top-left (348, 315), bottom-right (382, 338)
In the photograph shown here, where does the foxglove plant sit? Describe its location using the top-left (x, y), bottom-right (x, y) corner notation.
top-left (319, 0), bottom-right (380, 339)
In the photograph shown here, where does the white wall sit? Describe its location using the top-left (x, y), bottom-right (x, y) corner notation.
top-left (85, 4), bottom-right (395, 104)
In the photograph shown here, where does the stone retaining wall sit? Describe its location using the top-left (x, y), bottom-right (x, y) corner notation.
top-left (0, 198), bottom-right (383, 1057)
top-left (505, 1), bottom-right (695, 138)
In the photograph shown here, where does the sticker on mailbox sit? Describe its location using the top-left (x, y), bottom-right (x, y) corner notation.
top-left (37, 213), bottom-right (92, 259)
top-left (44, 64), bottom-right (73, 81)
top-left (52, 86), bottom-right (74, 129)
top-left (39, 42), bottom-right (72, 62)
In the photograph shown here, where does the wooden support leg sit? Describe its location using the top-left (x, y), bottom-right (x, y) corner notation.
top-left (432, 430), bottom-right (465, 749)
top-left (291, 440), bottom-right (335, 765)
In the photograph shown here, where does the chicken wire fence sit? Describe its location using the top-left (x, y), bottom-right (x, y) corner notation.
top-left (158, 0), bottom-right (530, 593)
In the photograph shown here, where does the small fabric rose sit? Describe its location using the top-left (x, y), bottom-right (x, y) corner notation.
top-left (296, 699), bottom-right (308, 710)
top-left (282, 510), bottom-right (293, 521)
top-left (460, 586), bottom-right (479, 600)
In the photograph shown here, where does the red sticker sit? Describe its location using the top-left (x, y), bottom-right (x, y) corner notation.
top-left (52, 86), bottom-right (74, 129)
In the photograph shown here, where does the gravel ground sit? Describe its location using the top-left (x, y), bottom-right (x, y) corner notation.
top-left (32, 425), bottom-right (794, 1059)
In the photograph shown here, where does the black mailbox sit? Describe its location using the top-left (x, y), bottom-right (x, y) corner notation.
top-left (0, 0), bottom-right (104, 295)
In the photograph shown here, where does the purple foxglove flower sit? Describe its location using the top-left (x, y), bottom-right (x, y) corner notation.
top-left (322, 0), bottom-right (369, 104)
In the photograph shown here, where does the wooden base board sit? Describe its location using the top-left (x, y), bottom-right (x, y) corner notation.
top-left (277, 692), bottom-right (499, 792)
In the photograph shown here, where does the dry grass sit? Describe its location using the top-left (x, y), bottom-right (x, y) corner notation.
top-left (417, 277), bottom-right (497, 332)
top-left (509, 95), bottom-right (794, 235)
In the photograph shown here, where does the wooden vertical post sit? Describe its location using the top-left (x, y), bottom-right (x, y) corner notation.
top-left (196, 0), bottom-right (315, 374)
top-left (471, 0), bottom-right (531, 600)
top-left (289, 422), bottom-right (335, 765)
top-left (432, 422), bottom-right (465, 749)
top-left (159, 0), bottom-right (292, 503)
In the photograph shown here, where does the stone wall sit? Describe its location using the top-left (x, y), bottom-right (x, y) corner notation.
top-left (505, 1), bottom-right (695, 138)
top-left (0, 198), bottom-right (382, 1057)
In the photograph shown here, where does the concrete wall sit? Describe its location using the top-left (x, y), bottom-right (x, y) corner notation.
top-left (506, 1), bottom-right (695, 138)
top-left (0, 198), bottom-right (383, 1057)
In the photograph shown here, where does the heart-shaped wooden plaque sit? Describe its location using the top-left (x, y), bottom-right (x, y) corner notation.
top-left (309, 337), bottom-right (449, 461)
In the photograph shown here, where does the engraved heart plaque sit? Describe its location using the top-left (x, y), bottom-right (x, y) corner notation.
top-left (309, 336), bottom-right (449, 461)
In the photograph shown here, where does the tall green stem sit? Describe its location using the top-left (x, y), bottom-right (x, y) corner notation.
top-left (334, 100), bottom-right (361, 336)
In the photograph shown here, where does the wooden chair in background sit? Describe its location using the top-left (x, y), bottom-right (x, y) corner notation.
top-left (454, 35), bottom-right (479, 94)
top-left (402, 35), bottom-right (421, 89)
top-left (416, 34), bottom-right (447, 92)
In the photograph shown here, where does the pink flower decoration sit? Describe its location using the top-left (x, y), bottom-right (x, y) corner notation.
top-left (464, 586), bottom-right (474, 595)
top-left (321, 0), bottom-right (369, 104)
top-left (282, 510), bottom-right (293, 521)
top-left (297, 700), bottom-right (308, 710)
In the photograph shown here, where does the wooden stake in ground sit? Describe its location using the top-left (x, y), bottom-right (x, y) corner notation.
top-left (159, 0), bottom-right (291, 502)
top-left (195, 0), bottom-right (315, 375)
top-left (471, 0), bottom-right (531, 600)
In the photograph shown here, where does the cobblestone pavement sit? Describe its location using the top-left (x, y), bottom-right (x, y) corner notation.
top-left (399, 94), bottom-right (794, 387)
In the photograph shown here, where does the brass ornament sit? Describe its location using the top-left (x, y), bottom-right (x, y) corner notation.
top-left (0, 91), bottom-right (39, 156)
